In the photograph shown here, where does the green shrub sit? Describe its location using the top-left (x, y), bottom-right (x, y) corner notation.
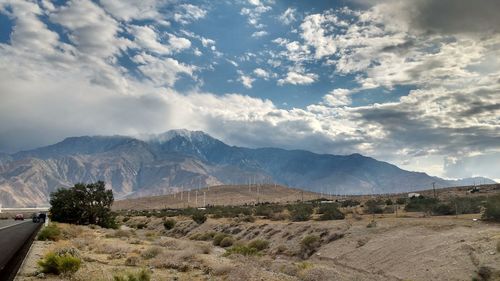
top-left (38, 224), bottom-right (62, 241)
top-left (223, 245), bottom-right (259, 256)
top-left (483, 195), bottom-right (500, 222)
top-left (38, 251), bottom-right (81, 275)
top-left (248, 239), bottom-right (270, 251)
top-left (288, 204), bottom-right (313, 221)
top-left (163, 219), bottom-right (176, 230)
top-left (113, 269), bottom-right (151, 281)
top-left (317, 205), bottom-right (345, 220)
top-left (385, 199), bottom-right (393, 205)
top-left (496, 241), bottom-right (500, 253)
top-left (432, 203), bottom-right (454, 215)
top-left (300, 235), bottom-right (320, 259)
top-left (404, 197), bottom-right (439, 213)
top-left (189, 232), bottom-right (216, 241)
top-left (364, 199), bottom-right (384, 214)
top-left (219, 237), bottom-right (235, 248)
top-left (395, 198), bottom-right (407, 205)
top-left (192, 212), bottom-right (207, 224)
top-left (339, 199), bottom-right (360, 207)
top-left (451, 197), bottom-right (484, 214)
top-left (213, 233), bottom-right (232, 246)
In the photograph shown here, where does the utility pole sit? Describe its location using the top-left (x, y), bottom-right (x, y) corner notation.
top-left (432, 182), bottom-right (436, 199)
top-left (195, 190), bottom-right (198, 207)
top-left (203, 191), bottom-right (206, 207)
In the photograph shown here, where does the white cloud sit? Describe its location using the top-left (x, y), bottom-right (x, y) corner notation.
top-left (253, 68), bottom-right (269, 79)
top-left (168, 35), bottom-right (191, 51)
top-left (129, 25), bottom-right (170, 54)
top-left (240, 2), bottom-right (272, 29)
top-left (174, 4), bottom-right (207, 24)
top-left (279, 7), bottom-right (296, 25)
top-left (50, 0), bottom-right (130, 58)
top-left (278, 71), bottom-right (318, 85)
top-left (323, 88), bottom-right (353, 107)
top-left (251, 30), bottom-right (268, 38)
top-left (299, 12), bottom-right (340, 59)
top-left (99, 0), bottom-right (168, 24)
top-left (238, 73), bottom-right (255, 88)
top-left (133, 53), bottom-right (195, 87)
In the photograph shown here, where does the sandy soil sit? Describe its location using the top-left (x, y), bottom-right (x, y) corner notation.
top-left (15, 213), bottom-right (500, 281)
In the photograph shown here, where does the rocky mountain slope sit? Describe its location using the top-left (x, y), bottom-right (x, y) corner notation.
top-left (0, 130), bottom-right (495, 207)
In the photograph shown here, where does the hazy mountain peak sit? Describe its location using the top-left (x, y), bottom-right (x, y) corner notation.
top-left (144, 129), bottom-right (216, 144)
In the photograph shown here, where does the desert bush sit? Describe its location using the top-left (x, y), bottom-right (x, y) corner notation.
top-left (432, 203), bottom-right (454, 215)
top-left (404, 197), bottom-right (439, 213)
top-left (317, 205), bottom-right (345, 220)
top-left (234, 214), bottom-right (255, 223)
top-left (383, 205), bottom-right (395, 214)
top-left (288, 204), bottom-right (313, 221)
top-left (163, 219), bottom-right (176, 230)
top-left (211, 264), bottom-right (234, 276)
top-left (496, 241), bottom-right (500, 253)
top-left (59, 224), bottom-right (83, 239)
top-left (213, 233), bottom-right (232, 246)
top-left (38, 251), bottom-right (81, 275)
top-left (192, 211), bottom-right (207, 224)
top-left (451, 197), bottom-right (484, 214)
top-left (113, 268), bottom-right (151, 281)
top-left (396, 197), bottom-right (407, 205)
top-left (339, 199), bottom-right (360, 207)
top-left (189, 232), bottom-right (216, 241)
top-left (219, 237), bottom-right (235, 248)
top-left (248, 239), bottom-right (270, 251)
top-left (483, 195), bottom-right (500, 222)
top-left (223, 245), bottom-right (259, 256)
top-left (208, 205), bottom-right (252, 218)
top-left (385, 199), bottom-right (393, 205)
top-left (38, 224), bottom-right (62, 241)
top-left (364, 199), bottom-right (384, 214)
top-left (125, 255), bottom-right (140, 266)
top-left (141, 247), bottom-right (162, 259)
top-left (107, 229), bottom-right (131, 238)
top-left (366, 220), bottom-right (377, 228)
top-left (299, 235), bottom-right (321, 259)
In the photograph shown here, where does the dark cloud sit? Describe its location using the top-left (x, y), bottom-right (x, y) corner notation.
top-left (411, 0), bottom-right (500, 35)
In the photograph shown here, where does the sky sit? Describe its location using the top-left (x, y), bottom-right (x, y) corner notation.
top-left (0, 0), bottom-right (499, 181)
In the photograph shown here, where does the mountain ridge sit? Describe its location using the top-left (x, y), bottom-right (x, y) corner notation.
top-left (0, 130), bottom-right (495, 207)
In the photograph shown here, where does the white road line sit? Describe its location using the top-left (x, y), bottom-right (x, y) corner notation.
top-left (0, 221), bottom-right (30, 231)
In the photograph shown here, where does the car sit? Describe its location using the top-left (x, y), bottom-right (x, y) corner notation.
top-left (14, 214), bottom-right (24, 220)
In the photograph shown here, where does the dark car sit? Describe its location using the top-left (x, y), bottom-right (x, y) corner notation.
top-left (14, 214), bottom-right (24, 220)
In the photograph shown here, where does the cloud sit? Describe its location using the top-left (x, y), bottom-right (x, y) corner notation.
top-left (174, 4), bottom-right (207, 24)
top-left (129, 25), bottom-right (171, 54)
top-left (240, 2), bottom-right (272, 29)
top-left (251, 30), bottom-right (268, 38)
top-left (99, 0), bottom-right (168, 24)
top-left (323, 89), bottom-right (353, 107)
top-left (133, 53), bottom-right (195, 87)
top-left (279, 7), bottom-right (296, 25)
top-left (300, 11), bottom-right (343, 59)
top-left (278, 71), bottom-right (318, 85)
top-left (253, 68), bottom-right (269, 79)
top-left (238, 72), bottom-right (255, 88)
top-left (50, 0), bottom-right (130, 58)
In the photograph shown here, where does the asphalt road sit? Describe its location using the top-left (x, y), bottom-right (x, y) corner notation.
top-left (0, 220), bottom-right (41, 280)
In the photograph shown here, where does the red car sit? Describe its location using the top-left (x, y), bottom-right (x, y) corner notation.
top-left (14, 214), bottom-right (24, 220)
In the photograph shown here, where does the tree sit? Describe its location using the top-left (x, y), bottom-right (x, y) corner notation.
top-left (50, 181), bottom-right (116, 228)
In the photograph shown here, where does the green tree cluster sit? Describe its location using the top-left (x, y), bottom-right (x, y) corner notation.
top-left (50, 181), bottom-right (116, 228)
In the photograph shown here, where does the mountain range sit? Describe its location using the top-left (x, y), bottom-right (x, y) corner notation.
top-left (0, 129), bottom-right (494, 207)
